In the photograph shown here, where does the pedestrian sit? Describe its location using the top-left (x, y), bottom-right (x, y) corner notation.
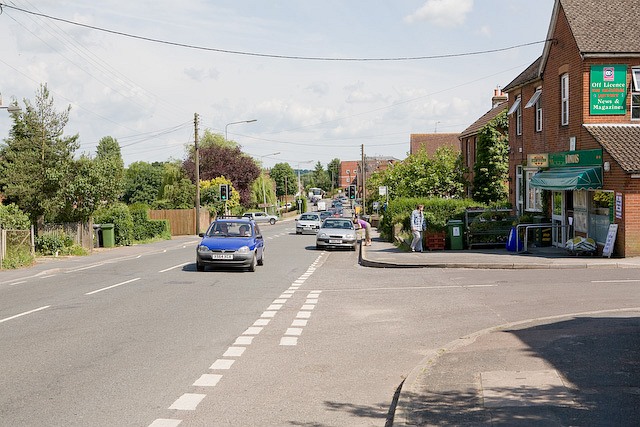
top-left (353, 217), bottom-right (372, 246)
top-left (410, 204), bottom-right (425, 252)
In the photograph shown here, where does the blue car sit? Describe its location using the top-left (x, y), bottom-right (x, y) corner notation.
top-left (196, 218), bottom-right (265, 272)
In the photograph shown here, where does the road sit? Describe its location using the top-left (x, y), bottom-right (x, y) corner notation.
top-left (1, 220), bottom-right (639, 426)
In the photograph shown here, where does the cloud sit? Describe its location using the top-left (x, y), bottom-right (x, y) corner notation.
top-left (183, 67), bottom-right (220, 82)
top-left (405, 0), bottom-right (474, 28)
top-left (305, 81), bottom-right (330, 97)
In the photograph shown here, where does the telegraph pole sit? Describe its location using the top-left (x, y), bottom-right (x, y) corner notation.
top-left (194, 113), bottom-right (201, 235)
top-left (361, 144), bottom-right (366, 216)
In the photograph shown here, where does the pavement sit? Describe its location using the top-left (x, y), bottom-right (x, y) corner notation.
top-left (358, 229), bottom-right (640, 426)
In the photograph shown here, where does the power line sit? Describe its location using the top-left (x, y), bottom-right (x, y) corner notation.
top-left (0, 3), bottom-right (550, 62)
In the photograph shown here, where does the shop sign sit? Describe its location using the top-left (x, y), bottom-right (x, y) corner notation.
top-left (590, 65), bottom-right (627, 115)
top-left (527, 153), bottom-right (548, 168)
top-left (549, 149), bottom-right (603, 167)
top-left (615, 192), bottom-right (623, 219)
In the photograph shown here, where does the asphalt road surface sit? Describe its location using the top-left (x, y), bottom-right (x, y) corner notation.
top-left (1, 220), bottom-right (639, 426)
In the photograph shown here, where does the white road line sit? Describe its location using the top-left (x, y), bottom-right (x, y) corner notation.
top-left (8, 281), bottom-right (27, 287)
top-left (592, 279), bottom-right (640, 283)
top-left (291, 319), bottom-right (308, 327)
top-left (210, 359), bottom-right (235, 370)
top-left (280, 337), bottom-right (298, 346)
top-left (253, 319), bottom-right (270, 326)
top-left (301, 304), bottom-right (315, 310)
top-left (234, 336), bottom-right (254, 345)
top-left (261, 311), bottom-right (277, 318)
top-left (273, 299), bottom-right (288, 304)
top-left (85, 278), bottom-right (141, 295)
top-left (223, 347), bottom-right (245, 357)
top-left (242, 326), bottom-right (262, 335)
top-left (305, 299), bottom-right (318, 304)
top-left (169, 393), bottom-right (206, 410)
top-left (279, 294), bottom-right (293, 299)
top-left (296, 311), bottom-right (312, 319)
top-left (285, 328), bottom-right (303, 336)
top-left (0, 305), bottom-right (50, 324)
top-left (159, 262), bottom-right (190, 273)
top-left (148, 418), bottom-right (182, 427)
top-left (267, 304), bottom-right (283, 310)
top-left (193, 374), bottom-right (222, 387)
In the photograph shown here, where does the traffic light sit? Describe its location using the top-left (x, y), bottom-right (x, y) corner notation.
top-left (348, 185), bottom-right (357, 199)
top-left (220, 184), bottom-right (229, 201)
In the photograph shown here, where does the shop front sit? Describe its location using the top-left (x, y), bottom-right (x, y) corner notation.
top-left (527, 149), bottom-right (610, 249)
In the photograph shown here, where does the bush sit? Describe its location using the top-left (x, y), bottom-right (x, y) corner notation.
top-left (379, 197), bottom-right (481, 241)
top-left (2, 247), bottom-right (34, 269)
top-left (94, 203), bottom-right (134, 246)
top-left (0, 203), bottom-right (31, 229)
top-left (34, 232), bottom-right (87, 256)
top-left (129, 203), bottom-right (170, 242)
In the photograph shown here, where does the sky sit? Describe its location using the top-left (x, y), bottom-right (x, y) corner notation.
top-left (0, 0), bottom-right (555, 169)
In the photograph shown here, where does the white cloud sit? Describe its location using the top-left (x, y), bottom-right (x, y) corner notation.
top-left (405, 0), bottom-right (474, 28)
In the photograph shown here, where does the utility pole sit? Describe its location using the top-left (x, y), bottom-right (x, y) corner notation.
top-left (194, 113), bottom-right (200, 235)
top-left (361, 144), bottom-right (366, 216)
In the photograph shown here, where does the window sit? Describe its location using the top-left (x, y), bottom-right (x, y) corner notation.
top-left (561, 74), bottom-right (569, 125)
top-left (525, 170), bottom-right (543, 212)
top-left (525, 88), bottom-right (543, 132)
top-left (466, 139), bottom-right (471, 167)
top-left (633, 68), bottom-right (640, 120)
top-left (508, 95), bottom-right (522, 135)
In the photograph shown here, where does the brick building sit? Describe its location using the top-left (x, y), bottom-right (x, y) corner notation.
top-left (409, 133), bottom-right (460, 156)
top-left (503, 0), bottom-right (640, 257)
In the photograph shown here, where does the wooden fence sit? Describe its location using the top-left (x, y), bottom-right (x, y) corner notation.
top-left (148, 208), bottom-right (211, 235)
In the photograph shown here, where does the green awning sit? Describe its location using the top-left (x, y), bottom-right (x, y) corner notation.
top-left (529, 167), bottom-right (603, 190)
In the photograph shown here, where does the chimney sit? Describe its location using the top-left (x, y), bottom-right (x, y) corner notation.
top-left (492, 88), bottom-right (507, 108)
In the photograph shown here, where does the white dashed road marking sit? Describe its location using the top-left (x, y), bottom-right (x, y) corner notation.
top-left (0, 305), bottom-right (50, 324)
top-left (85, 278), bottom-right (141, 295)
top-left (168, 393), bottom-right (206, 410)
top-left (148, 419), bottom-right (182, 427)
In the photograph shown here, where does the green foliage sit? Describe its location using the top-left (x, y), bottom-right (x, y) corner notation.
top-left (129, 203), bottom-right (170, 241)
top-left (122, 161), bottom-right (164, 205)
top-left (0, 203), bottom-right (31, 229)
top-left (35, 233), bottom-right (69, 255)
top-left (249, 174), bottom-right (277, 213)
top-left (472, 111), bottom-right (509, 204)
top-left (378, 197), bottom-right (481, 241)
top-left (367, 146), bottom-right (466, 200)
top-left (327, 158), bottom-right (341, 191)
top-left (1, 247), bottom-right (34, 269)
top-left (94, 202), bottom-right (134, 246)
top-left (0, 84), bottom-right (80, 223)
top-left (270, 163), bottom-right (297, 197)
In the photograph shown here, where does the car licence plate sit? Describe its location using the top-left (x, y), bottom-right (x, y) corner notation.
top-left (328, 239), bottom-right (342, 244)
top-left (211, 254), bottom-right (233, 260)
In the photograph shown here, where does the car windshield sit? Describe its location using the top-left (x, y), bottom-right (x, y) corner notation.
top-left (300, 214), bottom-right (318, 221)
top-left (323, 219), bottom-right (353, 229)
top-left (207, 222), bottom-right (253, 237)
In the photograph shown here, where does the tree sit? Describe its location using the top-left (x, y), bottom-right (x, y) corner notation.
top-left (0, 84), bottom-right (79, 223)
top-left (122, 161), bottom-right (164, 205)
top-left (183, 145), bottom-right (260, 206)
top-left (472, 111), bottom-right (509, 204)
top-left (327, 158), bottom-right (341, 191)
top-left (367, 146), bottom-right (465, 200)
top-left (309, 161), bottom-right (330, 190)
top-left (269, 163), bottom-right (297, 198)
top-left (94, 136), bottom-right (125, 205)
top-left (200, 177), bottom-right (240, 215)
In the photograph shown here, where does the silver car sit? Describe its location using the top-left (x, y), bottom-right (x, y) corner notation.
top-left (295, 212), bottom-right (322, 234)
top-left (316, 218), bottom-right (357, 250)
top-left (243, 211), bottom-right (278, 225)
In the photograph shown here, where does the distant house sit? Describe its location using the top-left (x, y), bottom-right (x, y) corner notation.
top-left (409, 133), bottom-right (460, 157)
top-left (503, 0), bottom-right (640, 257)
top-left (459, 89), bottom-right (509, 197)
top-left (340, 156), bottom-right (399, 193)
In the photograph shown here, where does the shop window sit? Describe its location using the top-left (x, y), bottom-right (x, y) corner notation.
top-left (516, 165), bottom-right (524, 215)
top-left (589, 190), bottom-right (613, 244)
top-left (525, 170), bottom-right (543, 212)
top-left (573, 190), bottom-right (588, 233)
top-left (561, 74), bottom-right (569, 126)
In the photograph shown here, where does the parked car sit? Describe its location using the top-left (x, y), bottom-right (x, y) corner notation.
top-left (295, 212), bottom-right (322, 234)
top-left (316, 217), bottom-right (357, 250)
top-left (196, 218), bottom-right (264, 272)
top-left (243, 211), bottom-right (278, 225)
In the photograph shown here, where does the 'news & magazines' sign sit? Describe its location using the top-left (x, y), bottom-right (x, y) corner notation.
top-left (590, 65), bottom-right (627, 115)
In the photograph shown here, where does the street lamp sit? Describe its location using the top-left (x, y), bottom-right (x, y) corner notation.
top-left (0, 93), bottom-right (21, 113)
top-left (225, 119), bottom-right (257, 141)
top-left (259, 152), bottom-right (280, 213)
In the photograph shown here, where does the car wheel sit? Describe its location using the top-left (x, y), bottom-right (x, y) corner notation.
top-left (269, 218), bottom-right (276, 225)
top-left (196, 260), bottom-right (205, 272)
top-left (248, 254), bottom-right (257, 272)
top-left (257, 249), bottom-right (264, 266)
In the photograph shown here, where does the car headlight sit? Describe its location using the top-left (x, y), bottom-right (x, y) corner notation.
top-left (318, 232), bottom-right (327, 238)
top-left (236, 246), bottom-right (250, 254)
top-left (198, 245), bottom-right (211, 252)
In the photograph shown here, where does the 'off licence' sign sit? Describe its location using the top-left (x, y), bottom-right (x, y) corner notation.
top-left (590, 65), bottom-right (627, 115)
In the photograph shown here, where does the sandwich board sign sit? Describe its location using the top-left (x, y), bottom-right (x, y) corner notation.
top-left (602, 224), bottom-right (618, 258)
